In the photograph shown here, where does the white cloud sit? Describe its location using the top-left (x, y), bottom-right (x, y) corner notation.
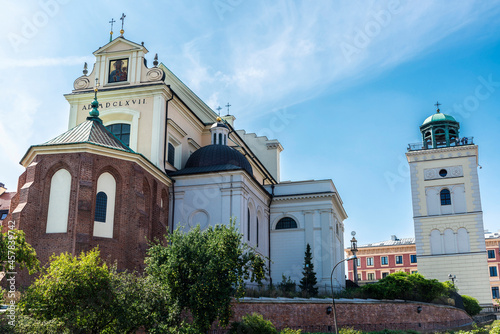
top-left (0, 56), bottom-right (93, 70)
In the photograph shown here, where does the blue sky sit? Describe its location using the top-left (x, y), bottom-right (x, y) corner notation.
top-left (1, 1), bottom-right (499, 246)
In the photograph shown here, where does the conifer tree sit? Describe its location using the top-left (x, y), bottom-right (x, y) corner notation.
top-left (299, 243), bottom-right (318, 297)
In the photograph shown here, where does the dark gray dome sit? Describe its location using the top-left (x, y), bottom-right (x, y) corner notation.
top-left (185, 145), bottom-right (253, 175)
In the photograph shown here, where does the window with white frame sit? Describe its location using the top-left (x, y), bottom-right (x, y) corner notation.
top-left (381, 256), bottom-right (388, 265)
top-left (396, 255), bottom-right (403, 264)
top-left (366, 257), bottom-right (374, 266)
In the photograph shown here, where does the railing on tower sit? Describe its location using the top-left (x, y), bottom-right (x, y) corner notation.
top-left (407, 136), bottom-right (474, 152)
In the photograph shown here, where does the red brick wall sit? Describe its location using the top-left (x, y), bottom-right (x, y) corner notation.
top-left (224, 300), bottom-right (472, 332)
top-left (6, 151), bottom-right (169, 285)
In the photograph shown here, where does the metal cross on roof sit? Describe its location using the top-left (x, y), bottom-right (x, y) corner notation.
top-left (225, 103), bottom-right (231, 115)
top-left (120, 13), bottom-right (126, 35)
top-left (216, 106), bottom-right (222, 116)
top-left (109, 18), bottom-right (115, 42)
top-left (434, 101), bottom-right (441, 111)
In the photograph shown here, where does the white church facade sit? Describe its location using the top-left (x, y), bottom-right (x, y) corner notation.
top-left (9, 34), bottom-right (347, 289)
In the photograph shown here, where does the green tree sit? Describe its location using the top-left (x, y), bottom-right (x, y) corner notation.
top-left (229, 313), bottom-right (277, 334)
top-left (145, 220), bottom-right (267, 332)
top-left (18, 248), bottom-right (167, 333)
top-left (462, 295), bottom-right (482, 316)
top-left (0, 229), bottom-right (40, 274)
top-left (299, 243), bottom-right (318, 297)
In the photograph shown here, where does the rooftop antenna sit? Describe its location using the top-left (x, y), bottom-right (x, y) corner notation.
top-left (434, 100), bottom-right (441, 113)
top-left (225, 102), bottom-right (231, 116)
top-left (119, 13), bottom-right (126, 36)
top-left (109, 18), bottom-right (115, 42)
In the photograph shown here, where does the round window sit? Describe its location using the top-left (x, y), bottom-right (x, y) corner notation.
top-left (439, 169), bottom-right (448, 177)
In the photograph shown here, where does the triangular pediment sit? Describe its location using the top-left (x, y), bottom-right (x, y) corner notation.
top-left (93, 37), bottom-right (148, 55)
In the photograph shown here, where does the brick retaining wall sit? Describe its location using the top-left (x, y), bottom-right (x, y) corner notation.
top-left (219, 298), bottom-right (473, 332)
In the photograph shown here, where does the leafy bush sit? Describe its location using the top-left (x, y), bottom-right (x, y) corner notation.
top-left (280, 329), bottom-right (302, 334)
top-left (462, 295), bottom-right (482, 316)
top-left (278, 274), bottom-right (297, 294)
top-left (229, 313), bottom-right (277, 334)
top-left (339, 327), bottom-right (363, 334)
top-left (359, 272), bottom-right (450, 302)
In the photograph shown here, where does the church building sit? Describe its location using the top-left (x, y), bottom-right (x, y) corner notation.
top-left (6, 32), bottom-right (347, 289)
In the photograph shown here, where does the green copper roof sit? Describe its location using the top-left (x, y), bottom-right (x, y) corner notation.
top-left (422, 112), bottom-right (457, 126)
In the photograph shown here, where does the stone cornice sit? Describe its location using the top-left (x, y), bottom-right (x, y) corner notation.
top-left (21, 143), bottom-right (172, 187)
top-left (406, 145), bottom-right (478, 164)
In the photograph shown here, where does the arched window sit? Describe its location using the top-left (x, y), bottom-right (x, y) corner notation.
top-left (440, 189), bottom-right (451, 205)
top-left (276, 217), bottom-right (298, 230)
top-left (219, 133), bottom-right (223, 145)
top-left (256, 217), bottom-right (259, 246)
top-left (213, 133), bottom-right (216, 144)
top-left (46, 168), bottom-right (72, 233)
top-left (435, 128), bottom-right (446, 147)
top-left (247, 208), bottom-right (250, 241)
top-left (94, 192), bottom-right (108, 222)
top-left (106, 123), bottom-right (131, 146)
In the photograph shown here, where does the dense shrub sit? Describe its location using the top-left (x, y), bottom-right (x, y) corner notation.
top-left (278, 275), bottom-right (297, 294)
top-left (229, 313), bottom-right (277, 334)
top-left (462, 295), bottom-right (482, 316)
top-left (280, 329), bottom-right (302, 334)
top-left (359, 272), bottom-right (450, 302)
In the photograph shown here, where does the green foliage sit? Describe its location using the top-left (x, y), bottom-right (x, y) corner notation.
top-left (338, 327), bottom-right (363, 334)
top-left (10, 315), bottom-right (70, 334)
top-left (462, 295), bottom-right (482, 316)
top-left (360, 272), bottom-right (450, 302)
top-left (278, 274), bottom-right (297, 294)
top-left (19, 248), bottom-right (170, 333)
top-left (280, 328), bottom-right (302, 334)
top-left (0, 229), bottom-right (40, 274)
top-left (299, 243), bottom-right (318, 297)
top-left (145, 220), bottom-right (267, 332)
top-left (229, 313), bottom-right (277, 334)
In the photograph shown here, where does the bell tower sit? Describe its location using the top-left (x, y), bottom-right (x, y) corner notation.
top-left (406, 103), bottom-right (491, 305)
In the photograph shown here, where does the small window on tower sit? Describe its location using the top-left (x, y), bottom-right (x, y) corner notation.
top-left (439, 169), bottom-right (448, 177)
top-left (440, 189), bottom-right (451, 205)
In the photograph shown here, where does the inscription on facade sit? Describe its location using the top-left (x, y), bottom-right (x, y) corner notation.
top-left (81, 99), bottom-right (147, 110)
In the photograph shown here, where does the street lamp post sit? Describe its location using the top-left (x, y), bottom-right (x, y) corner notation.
top-left (448, 274), bottom-right (457, 285)
top-left (351, 231), bottom-right (358, 285)
top-left (330, 255), bottom-right (357, 334)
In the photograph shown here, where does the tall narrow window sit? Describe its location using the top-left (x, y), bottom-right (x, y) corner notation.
top-left (106, 123), bottom-right (131, 146)
top-left (440, 189), bottom-right (451, 205)
top-left (256, 218), bottom-right (259, 246)
top-left (168, 143), bottom-right (175, 166)
top-left (94, 192), bottom-right (108, 222)
top-left (93, 172), bottom-right (116, 238)
top-left (218, 133), bottom-right (222, 145)
top-left (247, 209), bottom-right (250, 241)
top-left (493, 287), bottom-right (500, 299)
top-left (396, 255), bottom-right (403, 264)
top-left (410, 254), bottom-right (417, 263)
top-left (490, 266), bottom-right (498, 277)
top-left (213, 133), bottom-right (216, 144)
top-left (381, 256), bottom-right (388, 265)
top-left (46, 168), bottom-right (72, 233)
top-left (276, 217), bottom-right (297, 229)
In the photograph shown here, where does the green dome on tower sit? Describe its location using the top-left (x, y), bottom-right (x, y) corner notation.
top-left (419, 102), bottom-right (460, 150)
top-left (422, 112), bottom-right (457, 126)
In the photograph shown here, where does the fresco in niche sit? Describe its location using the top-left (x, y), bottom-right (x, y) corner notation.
top-left (108, 58), bottom-right (128, 83)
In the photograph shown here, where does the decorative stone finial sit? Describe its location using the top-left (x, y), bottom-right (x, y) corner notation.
top-left (83, 62), bottom-right (88, 75)
top-left (89, 78), bottom-right (100, 118)
top-left (153, 53), bottom-right (158, 67)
